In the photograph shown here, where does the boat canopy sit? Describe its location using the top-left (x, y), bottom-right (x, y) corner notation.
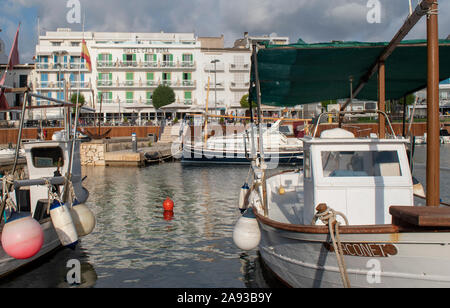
top-left (250, 39), bottom-right (450, 106)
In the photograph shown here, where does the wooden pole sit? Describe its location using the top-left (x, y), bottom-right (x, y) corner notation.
top-left (378, 61), bottom-right (386, 138)
top-left (426, 0), bottom-right (440, 207)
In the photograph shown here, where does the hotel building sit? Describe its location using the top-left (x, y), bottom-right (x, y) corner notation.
top-left (31, 29), bottom-right (290, 123)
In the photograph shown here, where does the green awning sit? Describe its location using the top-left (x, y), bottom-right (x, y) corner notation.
top-left (251, 39), bottom-right (450, 107)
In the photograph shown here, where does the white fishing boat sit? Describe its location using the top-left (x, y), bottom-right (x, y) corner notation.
top-left (181, 119), bottom-right (303, 166)
top-left (233, 0), bottom-right (450, 288)
top-left (0, 89), bottom-right (95, 278)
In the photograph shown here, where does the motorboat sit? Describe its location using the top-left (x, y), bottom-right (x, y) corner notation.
top-left (181, 119), bottom-right (303, 166)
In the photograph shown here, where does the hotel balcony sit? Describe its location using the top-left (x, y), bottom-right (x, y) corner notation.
top-left (96, 60), bottom-right (196, 70)
top-left (230, 82), bottom-right (250, 91)
top-left (36, 81), bottom-right (66, 90)
top-left (204, 63), bottom-right (225, 72)
top-left (96, 79), bottom-right (196, 89)
top-left (205, 81), bottom-right (225, 90)
top-left (35, 62), bottom-right (88, 72)
top-left (229, 63), bottom-right (250, 71)
top-left (69, 81), bottom-right (91, 90)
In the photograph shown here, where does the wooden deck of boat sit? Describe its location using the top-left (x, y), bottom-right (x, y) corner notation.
top-left (390, 206), bottom-right (450, 227)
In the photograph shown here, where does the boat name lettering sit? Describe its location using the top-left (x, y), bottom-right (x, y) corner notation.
top-left (323, 242), bottom-right (398, 257)
top-left (123, 48), bottom-right (169, 54)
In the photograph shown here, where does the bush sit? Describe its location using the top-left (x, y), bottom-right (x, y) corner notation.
top-left (153, 85), bottom-right (175, 109)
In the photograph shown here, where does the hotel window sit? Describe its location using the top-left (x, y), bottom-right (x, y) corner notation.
top-left (144, 54), bottom-right (157, 67)
top-left (40, 73), bottom-right (48, 88)
top-left (183, 72), bottom-right (192, 86)
top-left (146, 92), bottom-right (152, 105)
top-left (162, 73), bottom-right (171, 86)
top-left (51, 42), bottom-right (61, 46)
top-left (98, 92), bottom-right (113, 103)
top-left (70, 73), bottom-right (85, 87)
top-left (71, 42), bottom-right (80, 47)
top-left (98, 73), bottom-right (112, 86)
top-left (147, 72), bottom-right (154, 86)
top-left (162, 54), bottom-right (174, 67)
top-left (126, 72), bottom-right (134, 86)
top-left (122, 54), bottom-right (136, 67)
top-left (98, 53), bottom-right (112, 67)
top-left (182, 54), bottom-right (193, 67)
top-left (126, 91), bottom-right (134, 103)
top-left (184, 91), bottom-right (192, 105)
top-left (37, 56), bottom-right (49, 69)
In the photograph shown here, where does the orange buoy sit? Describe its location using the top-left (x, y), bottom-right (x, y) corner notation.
top-left (163, 197), bottom-right (174, 211)
top-left (163, 210), bottom-right (174, 221)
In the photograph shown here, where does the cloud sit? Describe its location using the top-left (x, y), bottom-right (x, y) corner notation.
top-left (1, 0), bottom-right (449, 63)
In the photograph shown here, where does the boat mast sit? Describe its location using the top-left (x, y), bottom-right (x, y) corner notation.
top-left (426, 0), bottom-right (440, 207)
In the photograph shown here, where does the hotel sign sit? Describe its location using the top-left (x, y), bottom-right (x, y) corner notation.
top-left (123, 48), bottom-right (169, 54)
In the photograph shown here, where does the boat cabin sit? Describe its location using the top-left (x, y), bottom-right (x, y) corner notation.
top-left (302, 128), bottom-right (413, 225)
top-left (21, 140), bottom-right (86, 218)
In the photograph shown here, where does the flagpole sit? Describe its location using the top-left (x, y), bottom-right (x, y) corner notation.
top-left (63, 15), bottom-right (85, 203)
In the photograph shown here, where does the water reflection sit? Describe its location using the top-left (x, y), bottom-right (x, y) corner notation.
top-left (0, 245), bottom-right (97, 288)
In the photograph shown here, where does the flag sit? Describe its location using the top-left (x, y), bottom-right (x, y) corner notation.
top-left (7, 24), bottom-right (20, 70)
top-left (0, 92), bottom-right (9, 110)
top-left (81, 39), bottom-right (92, 72)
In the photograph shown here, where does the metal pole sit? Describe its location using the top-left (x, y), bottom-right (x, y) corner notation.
top-left (12, 91), bottom-right (29, 174)
top-left (378, 61), bottom-right (386, 138)
top-left (402, 96), bottom-right (407, 137)
top-left (426, 0), bottom-right (440, 207)
top-left (214, 61), bottom-right (217, 117)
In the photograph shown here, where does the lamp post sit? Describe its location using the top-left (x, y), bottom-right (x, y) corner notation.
top-left (211, 59), bottom-right (220, 118)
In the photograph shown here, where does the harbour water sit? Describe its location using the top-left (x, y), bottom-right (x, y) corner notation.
top-left (0, 145), bottom-right (449, 288)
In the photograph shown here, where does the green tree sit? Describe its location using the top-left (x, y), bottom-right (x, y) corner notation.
top-left (70, 93), bottom-right (85, 114)
top-left (152, 85), bottom-right (175, 109)
top-left (240, 94), bottom-right (255, 109)
top-left (405, 94), bottom-right (416, 105)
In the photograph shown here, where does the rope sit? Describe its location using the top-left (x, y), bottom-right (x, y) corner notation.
top-left (312, 204), bottom-right (351, 288)
top-left (45, 179), bottom-right (64, 215)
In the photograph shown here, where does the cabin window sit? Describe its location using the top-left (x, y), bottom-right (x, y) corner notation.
top-left (321, 150), bottom-right (401, 177)
top-left (31, 147), bottom-right (64, 168)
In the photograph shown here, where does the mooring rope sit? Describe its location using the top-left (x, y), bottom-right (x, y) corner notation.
top-left (312, 204), bottom-right (351, 288)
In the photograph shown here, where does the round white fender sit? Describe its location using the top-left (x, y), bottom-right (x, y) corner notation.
top-left (233, 207), bottom-right (261, 250)
top-left (70, 200), bottom-right (96, 237)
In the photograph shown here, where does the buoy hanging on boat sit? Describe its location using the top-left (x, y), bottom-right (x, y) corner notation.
top-left (1, 213), bottom-right (44, 259)
top-left (278, 186), bottom-right (286, 195)
top-left (50, 200), bottom-right (78, 247)
top-left (233, 207), bottom-right (261, 251)
top-left (238, 183), bottom-right (250, 213)
top-left (69, 199), bottom-right (96, 237)
top-left (163, 197), bottom-right (174, 211)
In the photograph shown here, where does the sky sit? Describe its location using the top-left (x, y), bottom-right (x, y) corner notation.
top-left (1, 0), bottom-right (449, 63)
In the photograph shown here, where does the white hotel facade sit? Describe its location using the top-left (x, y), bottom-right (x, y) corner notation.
top-left (32, 28), bottom-right (289, 123)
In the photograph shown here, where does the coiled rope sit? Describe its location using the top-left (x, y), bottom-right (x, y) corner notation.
top-left (312, 203), bottom-right (351, 288)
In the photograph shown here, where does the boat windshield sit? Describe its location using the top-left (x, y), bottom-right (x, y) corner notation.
top-left (321, 150), bottom-right (401, 177)
top-left (31, 146), bottom-right (64, 168)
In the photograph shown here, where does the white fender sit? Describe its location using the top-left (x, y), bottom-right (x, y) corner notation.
top-left (50, 200), bottom-right (78, 247)
top-left (233, 208), bottom-right (261, 250)
top-left (70, 200), bottom-right (96, 237)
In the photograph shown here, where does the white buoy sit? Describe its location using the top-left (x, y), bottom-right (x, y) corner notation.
top-left (233, 207), bottom-right (261, 250)
top-left (238, 183), bottom-right (250, 213)
top-left (70, 200), bottom-right (96, 237)
top-left (50, 200), bottom-right (78, 247)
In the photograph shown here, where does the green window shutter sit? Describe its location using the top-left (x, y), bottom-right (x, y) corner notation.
top-left (169, 54), bottom-right (173, 62)
top-left (146, 92), bottom-right (152, 99)
top-left (144, 54), bottom-right (148, 61)
top-left (98, 92), bottom-right (103, 101)
top-left (153, 54), bottom-right (157, 62)
top-left (108, 92), bottom-right (113, 100)
top-left (147, 72), bottom-right (154, 80)
top-left (126, 92), bottom-right (133, 101)
top-left (187, 73), bottom-right (192, 80)
top-left (184, 91), bottom-right (192, 99)
top-left (132, 54), bottom-right (136, 61)
top-left (167, 73), bottom-right (171, 80)
top-left (98, 73), bottom-right (103, 80)
top-left (123, 54), bottom-right (127, 61)
top-left (109, 54), bottom-right (112, 62)
top-left (109, 73), bottom-right (112, 80)
top-left (126, 72), bottom-right (133, 80)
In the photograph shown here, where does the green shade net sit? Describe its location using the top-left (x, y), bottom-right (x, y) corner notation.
top-left (250, 39), bottom-right (450, 107)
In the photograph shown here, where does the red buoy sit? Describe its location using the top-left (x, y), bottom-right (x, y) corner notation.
top-left (163, 197), bottom-right (174, 211)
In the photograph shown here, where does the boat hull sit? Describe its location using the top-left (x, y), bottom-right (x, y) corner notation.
top-left (257, 219), bottom-right (450, 288)
top-left (0, 219), bottom-right (61, 278)
top-left (181, 144), bottom-right (303, 166)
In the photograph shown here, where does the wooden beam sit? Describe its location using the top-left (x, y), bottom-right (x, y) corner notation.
top-left (426, 0), bottom-right (440, 207)
top-left (378, 62), bottom-right (386, 138)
